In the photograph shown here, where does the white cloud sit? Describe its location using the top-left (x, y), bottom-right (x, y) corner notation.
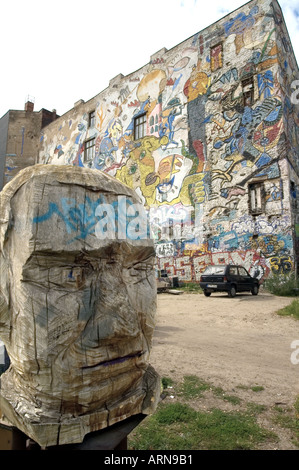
top-left (279, 0), bottom-right (299, 62)
top-left (1, 0), bottom-right (299, 118)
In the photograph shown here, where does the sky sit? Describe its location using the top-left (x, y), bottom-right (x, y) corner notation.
top-left (1, 0), bottom-right (299, 119)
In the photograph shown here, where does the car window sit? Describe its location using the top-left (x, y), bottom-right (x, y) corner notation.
top-left (204, 266), bottom-right (226, 275)
top-left (238, 267), bottom-right (249, 276)
top-left (229, 266), bottom-right (238, 275)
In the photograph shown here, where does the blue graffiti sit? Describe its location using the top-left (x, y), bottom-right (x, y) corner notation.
top-left (257, 71), bottom-right (274, 99)
top-left (223, 6), bottom-right (259, 36)
top-left (32, 196), bottom-right (151, 242)
top-left (33, 196), bottom-right (105, 242)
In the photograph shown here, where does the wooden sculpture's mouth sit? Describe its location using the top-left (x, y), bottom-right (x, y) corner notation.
top-left (81, 351), bottom-right (145, 370)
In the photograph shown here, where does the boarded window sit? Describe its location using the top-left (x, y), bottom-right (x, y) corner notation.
top-left (210, 43), bottom-right (223, 72)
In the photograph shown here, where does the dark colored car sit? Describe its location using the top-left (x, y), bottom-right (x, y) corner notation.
top-left (199, 264), bottom-right (259, 297)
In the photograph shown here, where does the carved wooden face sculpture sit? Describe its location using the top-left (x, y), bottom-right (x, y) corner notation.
top-left (0, 165), bottom-right (160, 447)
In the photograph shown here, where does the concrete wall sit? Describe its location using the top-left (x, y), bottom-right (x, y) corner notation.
top-left (0, 112), bottom-right (9, 190)
top-left (0, 340), bottom-right (4, 364)
top-left (39, 0), bottom-right (299, 282)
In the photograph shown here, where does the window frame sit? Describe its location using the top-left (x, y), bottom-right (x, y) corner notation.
top-left (238, 266), bottom-right (250, 277)
top-left (249, 181), bottom-right (265, 215)
top-left (229, 266), bottom-right (238, 276)
top-left (242, 76), bottom-right (254, 106)
top-left (134, 113), bottom-right (147, 140)
top-left (88, 110), bottom-right (95, 128)
top-left (84, 137), bottom-right (95, 163)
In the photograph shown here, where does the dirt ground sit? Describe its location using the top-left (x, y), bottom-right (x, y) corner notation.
top-left (149, 289), bottom-right (299, 450)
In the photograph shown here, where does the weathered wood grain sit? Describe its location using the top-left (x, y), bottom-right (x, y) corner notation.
top-left (0, 165), bottom-right (160, 447)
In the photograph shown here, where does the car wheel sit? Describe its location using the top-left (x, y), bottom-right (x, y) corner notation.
top-left (251, 285), bottom-right (259, 296)
top-left (228, 286), bottom-right (236, 298)
top-left (204, 290), bottom-right (211, 297)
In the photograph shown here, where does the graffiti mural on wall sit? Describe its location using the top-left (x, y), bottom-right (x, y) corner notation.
top-left (39, 0), bottom-right (299, 281)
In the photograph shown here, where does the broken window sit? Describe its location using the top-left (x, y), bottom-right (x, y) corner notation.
top-left (242, 76), bottom-right (254, 106)
top-left (210, 43), bottom-right (223, 72)
top-left (249, 182), bottom-right (265, 215)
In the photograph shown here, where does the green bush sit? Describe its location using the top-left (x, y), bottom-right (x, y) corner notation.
top-left (263, 273), bottom-right (299, 297)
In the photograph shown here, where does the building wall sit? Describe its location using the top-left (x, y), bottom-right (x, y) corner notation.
top-left (0, 106), bottom-right (58, 190)
top-left (39, 0), bottom-right (299, 282)
top-left (3, 110), bottom-right (41, 187)
top-left (0, 112), bottom-right (9, 190)
top-left (272, 1), bottom-right (299, 272)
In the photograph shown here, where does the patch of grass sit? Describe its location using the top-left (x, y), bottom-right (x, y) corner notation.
top-left (129, 376), bottom-right (299, 450)
top-left (246, 402), bottom-right (267, 415)
top-left (129, 403), bottom-right (275, 450)
top-left (276, 300), bottom-right (299, 320)
top-left (251, 385), bottom-right (265, 392)
top-left (194, 408), bottom-right (275, 450)
top-left (179, 283), bottom-right (202, 293)
top-left (162, 377), bottom-right (174, 389)
top-left (236, 384), bottom-right (250, 391)
top-left (155, 402), bottom-right (197, 425)
top-left (177, 375), bottom-right (211, 399)
top-left (177, 375), bottom-right (245, 405)
top-left (211, 385), bottom-right (241, 405)
top-left (222, 395), bottom-right (242, 405)
top-left (272, 400), bottom-right (299, 447)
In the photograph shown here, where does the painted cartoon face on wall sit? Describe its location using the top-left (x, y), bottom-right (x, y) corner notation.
top-left (0, 165), bottom-right (160, 447)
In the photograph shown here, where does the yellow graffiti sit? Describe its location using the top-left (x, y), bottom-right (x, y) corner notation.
top-left (186, 71), bottom-right (210, 101)
top-left (270, 256), bottom-right (293, 274)
top-left (96, 106), bottom-right (105, 132)
top-left (115, 137), bottom-right (206, 209)
top-left (115, 136), bottom-right (168, 207)
top-left (178, 173), bottom-right (205, 205)
top-left (137, 69), bottom-right (167, 102)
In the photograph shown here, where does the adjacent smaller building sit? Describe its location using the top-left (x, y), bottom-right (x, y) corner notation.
top-left (0, 99), bottom-right (58, 190)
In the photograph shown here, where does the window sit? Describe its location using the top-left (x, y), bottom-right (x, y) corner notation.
top-left (210, 43), bottom-right (223, 72)
top-left (88, 110), bottom-right (95, 128)
top-left (203, 266), bottom-right (226, 275)
top-left (249, 182), bottom-right (264, 214)
top-left (242, 77), bottom-right (254, 106)
top-left (84, 138), bottom-right (95, 162)
top-left (229, 266), bottom-right (238, 275)
top-left (134, 113), bottom-right (146, 140)
top-left (238, 267), bottom-right (249, 277)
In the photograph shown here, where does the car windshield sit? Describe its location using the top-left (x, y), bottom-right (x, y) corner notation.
top-left (203, 265), bottom-right (226, 275)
